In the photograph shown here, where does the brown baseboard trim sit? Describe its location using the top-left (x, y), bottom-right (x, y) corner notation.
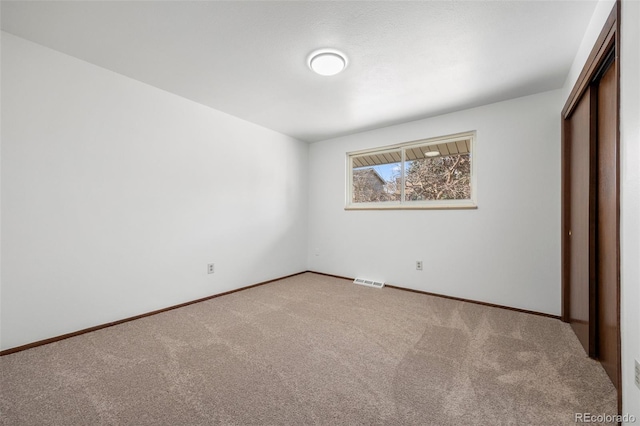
top-left (2, 270), bottom-right (558, 356)
top-left (384, 284), bottom-right (560, 319)
top-left (308, 271), bottom-right (560, 320)
top-left (0, 271), bottom-right (306, 356)
top-left (307, 271), bottom-right (354, 282)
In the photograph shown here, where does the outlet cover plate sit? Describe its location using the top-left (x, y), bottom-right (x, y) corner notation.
top-left (207, 263), bottom-right (215, 274)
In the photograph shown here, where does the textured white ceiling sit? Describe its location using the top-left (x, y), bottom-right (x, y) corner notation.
top-left (1, 1), bottom-right (597, 142)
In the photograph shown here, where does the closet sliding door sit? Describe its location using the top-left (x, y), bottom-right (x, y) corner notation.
top-left (561, 1), bottom-right (621, 409)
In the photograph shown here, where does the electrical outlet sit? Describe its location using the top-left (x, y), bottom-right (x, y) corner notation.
top-left (635, 359), bottom-right (640, 390)
top-left (207, 263), bottom-right (215, 274)
top-left (416, 261), bottom-right (423, 271)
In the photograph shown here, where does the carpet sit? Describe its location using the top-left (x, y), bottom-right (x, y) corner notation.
top-left (0, 273), bottom-right (617, 425)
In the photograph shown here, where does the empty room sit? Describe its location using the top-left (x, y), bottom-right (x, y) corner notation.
top-left (1, 0), bottom-right (639, 425)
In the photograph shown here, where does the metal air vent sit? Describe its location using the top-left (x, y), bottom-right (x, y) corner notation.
top-left (353, 277), bottom-right (385, 289)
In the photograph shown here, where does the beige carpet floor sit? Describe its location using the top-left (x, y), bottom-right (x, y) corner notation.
top-left (0, 272), bottom-right (616, 425)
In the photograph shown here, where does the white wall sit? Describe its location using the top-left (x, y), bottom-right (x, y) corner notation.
top-left (0, 33), bottom-right (309, 351)
top-left (308, 89), bottom-right (562, 316)
top-left (562, 0), bottom-right (616, 101)
top-left (620, 0), bottom-right (640, 419)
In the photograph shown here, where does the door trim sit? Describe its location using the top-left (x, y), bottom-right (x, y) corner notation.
top-left (561, 4), bottom-right (618, 119)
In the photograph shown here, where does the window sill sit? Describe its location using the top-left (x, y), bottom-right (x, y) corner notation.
top-left (345, 203), bottom-right (477, 211)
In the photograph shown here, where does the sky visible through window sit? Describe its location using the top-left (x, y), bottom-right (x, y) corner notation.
top-left (355, 154), bottom-right (472, 183)
top-left (355, 163), bottom-right (400, 182)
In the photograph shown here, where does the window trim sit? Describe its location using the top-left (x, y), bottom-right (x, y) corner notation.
top-left (345, 131), bottom-right (477, 210)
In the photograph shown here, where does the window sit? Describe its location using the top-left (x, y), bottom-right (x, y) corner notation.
top-left (346, 132), bottom-right (476, 209)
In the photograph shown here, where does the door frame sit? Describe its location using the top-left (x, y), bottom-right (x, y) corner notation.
top-left (561, 0), bottom-right (621, 411)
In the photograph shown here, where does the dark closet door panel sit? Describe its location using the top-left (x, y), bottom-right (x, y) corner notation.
top-left (566, 87), bottom-right (596, 356)
top-left (596, 58), bottom-right (619, 387)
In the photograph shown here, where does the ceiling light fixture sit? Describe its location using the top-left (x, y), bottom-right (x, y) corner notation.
top-left (308, 49), bottom-right (347, 76)
top-left (425, 151), bottom-right (439, 157)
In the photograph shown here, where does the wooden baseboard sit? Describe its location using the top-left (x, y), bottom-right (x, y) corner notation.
top-left (308, 270), bottom-right (560, 320)
top-left (1, 269), bottom-right (560, 356)
top-left (0, 271), bottom-right (306, 356)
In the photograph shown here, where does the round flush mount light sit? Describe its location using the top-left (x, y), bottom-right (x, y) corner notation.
top-left (424, 151), bottom-right (440, 157)
top-left (308, 49), bottom-right (348, 76)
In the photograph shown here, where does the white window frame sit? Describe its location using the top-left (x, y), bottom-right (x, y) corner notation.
top-left (346, 131), bottom-right (477, 210)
